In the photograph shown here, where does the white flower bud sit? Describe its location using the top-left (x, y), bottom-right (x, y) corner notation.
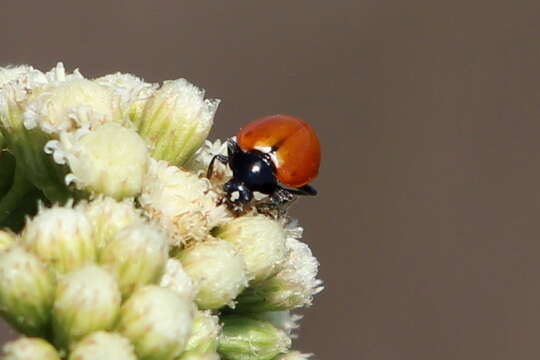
top-left (134, 79), bottom-right (219, 165)
top-left (1, 337), bottom-right (60, 360)
top-left (52, 265), bottom-right (121, 349)
top-left (274, 351), bottom-right (313, 360)
top-left (0, 65), bottom-right (47, 89)
top-left (116, 285), bottom-right (195, 360)
top-left (178, 239), bottom-right (249, 309)
top-left (94, 73), bottom-right (157, 123)
top-left (0, 230), bottom-right (16, 251)
top-left (0, 65), bottom-right (69, 201)
top-left (159, 258), bottom-right (196, 300)
top-left (218, 315), bottom-right (291, 360)
top-left (46, 122), bottom-right (150, 199)
top-left (76, 196), bottom-right (142, 250)
top-left (99, 223), bottom-right (168, 297)
top-left (21, 205), bottom-right (96, 274)
top-left (180, 310), bottom-right (221, 358)
top-left (0, 246), bottom-right (55, 336)
top-left (23, 78), bottom-right (115, 133)
top-left (140, 160), bottom-right (229, 246)
top-left (236, 238), bottom-right (323, 312)
top-left (215, 216), bottom-right (287, 283)
top-left (68, 332), bottom-right (137, 360)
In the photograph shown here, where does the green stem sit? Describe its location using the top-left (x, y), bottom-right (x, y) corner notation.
top-left (0, 164), bottom-right (33, 224)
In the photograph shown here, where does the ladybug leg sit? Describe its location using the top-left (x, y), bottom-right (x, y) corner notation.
top-left (207, 154), bottom-right (229, 179)
top-left (286, 184), bottom-right (317, 196)
top-left (270, 188), bottom-right (296, 205)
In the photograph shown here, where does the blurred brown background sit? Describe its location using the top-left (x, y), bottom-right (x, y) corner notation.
top-left (2, 1), bottom-right (540, 358)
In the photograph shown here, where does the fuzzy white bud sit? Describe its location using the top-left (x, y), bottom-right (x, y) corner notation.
top-left (52, 265), bottom-right (121, 349)
top-left (0, 65), bottom-right (73, 201)
top-left (76, 196), bottom-right (143, 250)
top-left (0, 65), bottom-right (47, 88)
top-left (1, 337), bottom-right (60, 360)
top-left (236, 237), bottom-right (323, 312)
top-left (94, 73), bottom-right (157, 123)
top-left (159, 258), bottom-right (196, 301)
top-left (99, 223), bottom-right (169, 297)
top-left (0, 246), bottom-right (55, 336)
top-left (140, 160), bottom-right (229, 246)
top-left (68, 332), bottom-right (137, 360)
top-left (215, 215), bottom-right (288, 283)
top-left (23, 78), bottom-right (115, 133)
top-left (21, 205), bottom-right (96, 274)
top-left (134, 79), bottom-right (219, 165)
top-left (178, 239), bottom-right (249, 309)
top-left (46, 122), bottom-right (149, 199)
top-left (116, 285), bottom-right (195, 360)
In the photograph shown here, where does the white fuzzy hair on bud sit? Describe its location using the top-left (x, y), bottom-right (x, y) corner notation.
top-left (215, 215), bottom-right (288, 283)
top-left (1, 337), bottom-right (60, 360)
top-left (99, 222), bottom-right (169, 297)
top-left (276, 237), bottom-right (324, 306)
top-left (160, 258), bottom-right (197, 301)
top-left (46, 122), bottom-right (150, 199)
top-left (234, 236), bottom-right (323, 312)
top-left (52, 265), bottom-right (122, 349)
top-left (68, 332), bottom-right (137, 360)
top-left (275, 351), bottom-right (313, 360)
top-left (116, 285), bottom-right (195, 360)
top-left (21, 203), bottom-right (96, 274)
top-left (140, 159), bottom-right (230, 246)
top-left (76, 196), bottom-right (143, 250)
top-left (23, 76), bottom-right (116, 134)
top-left (94, 72), bottom-right (157, 122)
top-left (134, 78), bottom-right (220, 165)
top-left (178, 239), bottom-right (249, 310)
top-left (253, 311), bottom-right (302, 339)
top-left (0, 65), bottom-right (47, 89)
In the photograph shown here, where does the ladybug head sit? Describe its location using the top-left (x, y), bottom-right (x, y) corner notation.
top-left (224, 178), bottom-right (253, 204)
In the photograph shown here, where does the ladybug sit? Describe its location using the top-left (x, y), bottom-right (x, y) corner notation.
top-left (207, 114), bottom-right (321, 205)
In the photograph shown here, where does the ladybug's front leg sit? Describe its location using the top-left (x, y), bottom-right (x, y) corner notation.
top-left (207, 154), bottom-right (229, 179)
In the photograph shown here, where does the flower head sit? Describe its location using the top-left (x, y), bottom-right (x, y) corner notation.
top-left (133, 79), bottom-right (219, 165)
top-left (52, 265), bottom-right (121, 349)
top-left (178, 239), bottom-right (249, 309)
top-left (0, 63), bottom-right (323, 360)
top-left (68, 332), bottom-right (137, 360)
top-left (140, 159), bottom-right (229, 246)
top-left (20, 203), bottom-right (96, 274)
top-left (1, 337), bottom-right (60, 360)
top-left (46, 122), bottom-right (150, 199)
top-left (116, 285), bottom-right (195, 360)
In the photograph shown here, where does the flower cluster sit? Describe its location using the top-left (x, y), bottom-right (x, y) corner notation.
top-left (0, 63), bottom-right (321, 360)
